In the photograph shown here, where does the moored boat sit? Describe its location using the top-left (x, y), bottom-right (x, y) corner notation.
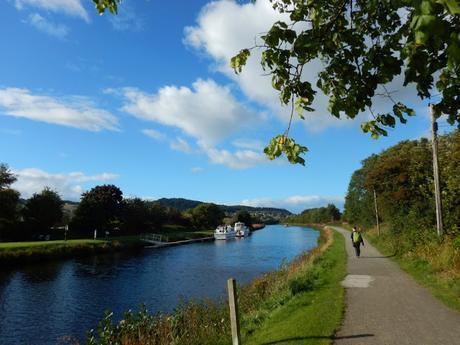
top-left (214, 224), bottom-right (236, 240)
top-left (234, 222), bottom-right (250, 237)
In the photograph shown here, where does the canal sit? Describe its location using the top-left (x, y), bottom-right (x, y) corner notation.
top-left (0, 225), bottom-right (318, 344)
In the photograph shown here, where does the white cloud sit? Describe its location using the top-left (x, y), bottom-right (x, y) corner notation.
top-left (184, 0), bottom-right (349, 132)
top-left (170, 137), bottom-right (193, 153)
top-left (0, 88), bottom-right (119, 131)
top-left (15, 0), bottom-right (90, 22)
top-left (118, 79), bottom-right (264, 147)
top-left (232, 138), bottom-right (264, 151)
top-left (12, 168), bottom-right (118, 200)
top-left (26, 13), bottom-right (69, 38)
top-left (205, 147), bottom-right (267, 169)
top-left (142, 128), bottom-right (165, 141)
top-left (191, 167), bottom-right (204, 173)
top-left (240, 195), bottom-right (345, 213)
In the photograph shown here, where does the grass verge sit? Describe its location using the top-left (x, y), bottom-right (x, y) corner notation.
top-left (242, 228), bottom-right (346, 345)
top-left (87, 226), bottom-right (347, 345)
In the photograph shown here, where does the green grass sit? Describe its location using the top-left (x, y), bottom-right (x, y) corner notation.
top-left (0, 235), bottom-right (144, 265)
top-left (243, 230), bottom-right (347, 345)
top-left (0, 239), bottom-right (108, 249)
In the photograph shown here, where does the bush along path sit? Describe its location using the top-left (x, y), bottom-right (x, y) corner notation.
top-left (331, 226), bottom-right (460, 345)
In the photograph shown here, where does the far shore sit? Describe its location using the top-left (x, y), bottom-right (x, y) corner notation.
top-left (0, 223), bottom-right (267, 266)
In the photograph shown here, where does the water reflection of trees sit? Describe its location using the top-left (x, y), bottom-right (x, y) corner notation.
top-left (22, 261), bottom-right (63, 283)
top-left (74, 251), bottom-right (145, 279)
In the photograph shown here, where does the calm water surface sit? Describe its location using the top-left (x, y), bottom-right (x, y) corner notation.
top-left (0, 225), bottom-right (318, 345)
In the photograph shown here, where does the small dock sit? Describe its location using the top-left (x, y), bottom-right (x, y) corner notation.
top-left (140, 233), bottom-right (214, 248)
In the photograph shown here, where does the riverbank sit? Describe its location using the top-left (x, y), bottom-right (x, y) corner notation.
top-left (0, 228), bottom-right (214, 265)
top-left (87, 225), bottom-right (347, 345)
top-left (0, 223), bottom-right (267, 265)
top-left (0, 237), bottom-right (144, 265)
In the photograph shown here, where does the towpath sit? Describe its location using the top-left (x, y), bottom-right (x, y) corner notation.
top-left (331, 226), bottom-right (460, 345)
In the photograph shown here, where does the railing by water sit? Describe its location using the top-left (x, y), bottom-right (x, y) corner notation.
top-left (140, 233), bottom-right (169, 245)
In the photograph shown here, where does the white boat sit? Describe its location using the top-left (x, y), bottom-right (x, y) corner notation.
top-left (214, 224), bottom-right (236, 240)
top-left (234, 222), bottom-right (250, 237)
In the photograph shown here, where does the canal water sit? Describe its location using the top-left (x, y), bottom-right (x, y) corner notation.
top-left (0, 225), bottom-right (318, 345)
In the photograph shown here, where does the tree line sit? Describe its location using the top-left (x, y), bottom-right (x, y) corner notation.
top-left (343, 130), bottom-right (460, 243)
top-left (285, 204), bottom-right (342, 224)
top-left (0, 164), bottom-right (257, 241)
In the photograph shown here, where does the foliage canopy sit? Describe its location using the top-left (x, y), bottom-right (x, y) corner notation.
top-left (23, 188), bottom-right (64, 231)
top-left (344, 130), bottom-right (460, 238)
top-left (232, 0), bottom-right (460, 163)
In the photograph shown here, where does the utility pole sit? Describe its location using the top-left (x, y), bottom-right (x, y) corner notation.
top-left (373, 188), bottom-right (380, 236)
top-left (430, 104), bottom-right (443, 236)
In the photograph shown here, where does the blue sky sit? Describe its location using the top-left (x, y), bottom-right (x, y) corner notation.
top-left (0, 0), bottom-right (448, 213)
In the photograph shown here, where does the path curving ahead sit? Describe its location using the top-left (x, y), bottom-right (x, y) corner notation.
top-left (331, 226), bottom-right (460, 345)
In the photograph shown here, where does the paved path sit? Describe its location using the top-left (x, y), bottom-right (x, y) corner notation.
top-left (331, 226), bottom-right (460, 345)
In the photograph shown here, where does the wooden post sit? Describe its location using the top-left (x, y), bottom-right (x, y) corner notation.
top-left (373, 189), bottom-right (380, 236)
top-left (227, 278), bottom-right (241, 345)
top-left (430, 104), bottom-right (443, 236)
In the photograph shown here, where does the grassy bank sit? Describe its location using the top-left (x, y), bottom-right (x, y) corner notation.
top-left (243, 228), bottom-right (346, 345)
top-left (87, 226), bottom-right (347, 345)
top-left (0, 227), bottom-right (217, 265)
top-left (0, 237), bottom-right (144, 265)
top-left (364, 226), bottom-right (460, 312)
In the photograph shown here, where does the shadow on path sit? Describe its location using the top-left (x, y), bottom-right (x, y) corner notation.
top-left (261, 333), bottom-right (375, 344)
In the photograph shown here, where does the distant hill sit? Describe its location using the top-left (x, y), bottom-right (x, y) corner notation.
top-left (155, 198), bottom-right (291, 217)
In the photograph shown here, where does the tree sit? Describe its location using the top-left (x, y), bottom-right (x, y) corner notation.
top-left (234, 210), bottom-right (253, 226)
top-left (149, 202), bottom-right (167, 229)
top-left (92, 0), bottom-right (122, 14)
top-left (0, 163), bottom-right (20, 240)
top-left (72, 184), bottom-right (123, 234)
top-left (188, 203), bottom-right (225, 230)
top-left (343, 132), bottom-right (460, 239)
top-left (23, 188), bottom-right (64, 234)
top-left (0, 188), bottom-right (20, 240)
top-left (326, 204), bottom-right (342, 222)
top-left (0, 163), bottom-right (17, 189)
top-left (231, 0), bottom-right (460, 163)
top-left (121, 198), bottom-right (151, 234)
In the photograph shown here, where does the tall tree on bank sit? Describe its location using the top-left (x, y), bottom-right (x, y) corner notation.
top-left (72, 185), bottom-right (123, 234)
top-left (0, 164), bottom-right (17, 189)
top-left (344, 131), bottom-right (460, 238)
top-left (188, 203), bottom-right (225, 230)
top-left (23, 188), bottom-right (64, 233)
top-left (234, 210), bottom-right (253, 226)
top-left (0, 164), bottom-right (20, 240)
top-left (231, 0), bottom-right (460, 164)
